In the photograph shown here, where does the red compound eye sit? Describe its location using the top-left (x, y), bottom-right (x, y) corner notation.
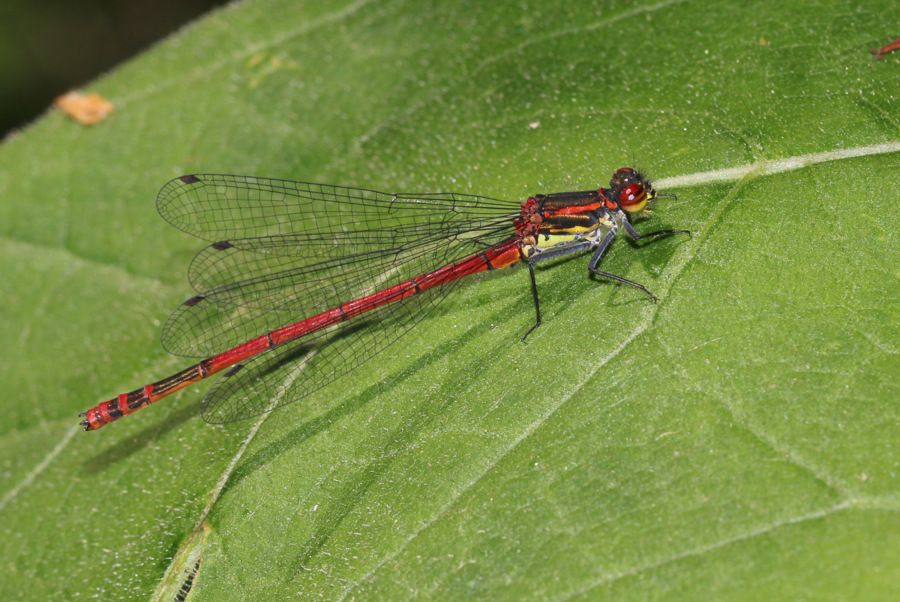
top-left (619, 183), bottom-right (646, 210)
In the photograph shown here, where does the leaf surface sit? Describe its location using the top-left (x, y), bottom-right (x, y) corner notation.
top-left (1, 0), bottom-right (898, 599)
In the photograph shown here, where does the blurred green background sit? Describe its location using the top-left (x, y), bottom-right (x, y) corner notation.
top-left (0, 0), bottom-right (228, 137)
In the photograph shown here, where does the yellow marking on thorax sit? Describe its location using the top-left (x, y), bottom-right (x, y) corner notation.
top-left (535, 226), bottom-right (601, 249)
top-left (535, 232), bottom-right (579, 249)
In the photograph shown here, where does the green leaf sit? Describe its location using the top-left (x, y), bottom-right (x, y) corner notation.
top-left (1, 0), bottom-right (898, 599)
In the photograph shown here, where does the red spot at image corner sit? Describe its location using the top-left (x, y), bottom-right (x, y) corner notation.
top-left (54, 91), bottom-right (114, 124)
top-left (872, 36), bottom-right (900, 60)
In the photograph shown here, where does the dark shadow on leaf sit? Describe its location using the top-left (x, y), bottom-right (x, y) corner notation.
top-left (220, 296), bottom-right (516, 495)
top-left (80, 394), bottom-right (199, 473)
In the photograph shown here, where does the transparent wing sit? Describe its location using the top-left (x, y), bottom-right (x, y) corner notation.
top-left (161, 225), bottom-right (512, 358)
top-left (156, 173), bottom-right (525, 423)
top-left (157, 173), bottom-right (517, 244)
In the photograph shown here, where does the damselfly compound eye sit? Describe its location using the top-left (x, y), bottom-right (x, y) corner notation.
top-left (619, 183), bottom-right (647, 212)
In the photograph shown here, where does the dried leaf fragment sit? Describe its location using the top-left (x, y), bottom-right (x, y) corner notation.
top-left (54, 91), bottom-right (114, 125)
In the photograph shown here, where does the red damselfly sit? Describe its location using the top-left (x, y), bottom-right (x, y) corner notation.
top-left (81, 168), bottom-right (689, 431)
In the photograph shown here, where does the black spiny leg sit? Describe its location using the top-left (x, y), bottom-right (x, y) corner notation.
top-left (591, 213), bottom-right (690, 300)
top-left (521, 240), bottom-right (597, 341)
top-left (620, 212), bottom-right (691, 242)
top-left (522, 262), bottom-right (542, 342)
top-left (588, 227), bottom-right (660, 300)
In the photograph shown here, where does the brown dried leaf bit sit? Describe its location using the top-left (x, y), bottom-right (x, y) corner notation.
top-left (54, 91), bottom-right (114, 125)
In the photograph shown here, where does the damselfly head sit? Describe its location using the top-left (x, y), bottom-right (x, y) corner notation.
top-left (608, 167), bottom-right (677, 214)
top-left (610, 167), bottom-right (652, 213)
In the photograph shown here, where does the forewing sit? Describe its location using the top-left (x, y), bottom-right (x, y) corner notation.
top-left (157, 173), bottom-right (515, 244)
